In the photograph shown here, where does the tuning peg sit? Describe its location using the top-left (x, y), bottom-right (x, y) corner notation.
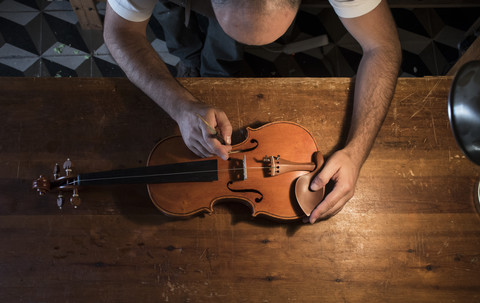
top-left (63, 158), bottom-right (71, 169)
top-left (70, 188), bottom-right (81, 208)
top-left (57, 193), bottom-right (64, 209)
top-left (63, 158), bottom-right (72, 176)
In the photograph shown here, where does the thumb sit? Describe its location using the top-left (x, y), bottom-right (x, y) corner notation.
top-left (215, 111), bottom-right (232, 145)
top-left (310, 159), bottom-right (337, 191)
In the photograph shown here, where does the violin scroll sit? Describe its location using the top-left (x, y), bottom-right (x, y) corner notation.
top-left (32, 175), bottom-right (50, 195)
top-left (32, 158), bottom-right (81, 209)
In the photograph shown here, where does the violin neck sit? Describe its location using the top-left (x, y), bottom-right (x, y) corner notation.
top-left (76, 159), bottom-right (218, 186)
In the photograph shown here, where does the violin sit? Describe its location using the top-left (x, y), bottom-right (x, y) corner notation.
top-left (32, 121), bottom-right (324, 221)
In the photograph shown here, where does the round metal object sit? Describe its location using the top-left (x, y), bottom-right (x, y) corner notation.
top-left (448, 60), bottom-right (480, 165)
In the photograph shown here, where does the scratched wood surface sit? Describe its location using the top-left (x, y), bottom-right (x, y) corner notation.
top-left (0, 77), bottom-right (479, 302)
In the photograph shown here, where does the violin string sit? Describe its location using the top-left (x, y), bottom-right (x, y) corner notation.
top-left (68, 166), bottom-right (269, 185)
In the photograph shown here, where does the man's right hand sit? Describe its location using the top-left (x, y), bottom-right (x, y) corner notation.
top-left (177, 102), bottom-right (232, 160)
top-left (104, 2), bottom-right (232, 161)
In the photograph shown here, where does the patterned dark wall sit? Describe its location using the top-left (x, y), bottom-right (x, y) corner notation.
top-left (0, 0), bottom-right (478, 77)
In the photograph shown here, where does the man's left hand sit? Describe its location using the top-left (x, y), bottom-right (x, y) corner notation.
top-left (306, 149), bottom-right (360, 223)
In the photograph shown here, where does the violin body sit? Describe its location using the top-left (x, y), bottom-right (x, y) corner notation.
top-left (147, 121), bottom-right (323, 221)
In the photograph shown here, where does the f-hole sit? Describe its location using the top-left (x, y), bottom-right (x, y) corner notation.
top-left (230, 139), bottom-right (258, 154)
top-left (226, 181), bottom-right (263, 203)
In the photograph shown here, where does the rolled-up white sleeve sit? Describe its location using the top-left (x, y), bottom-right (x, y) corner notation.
top-left (328, 0), bottom-right (382, 18)
top-left (108, 0), bottom-right (157, 22)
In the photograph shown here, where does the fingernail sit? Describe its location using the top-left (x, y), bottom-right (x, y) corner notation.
top-left (226, 136), bottom-right (231, 145)
top-left (310, 182), bottom-right (322, 191)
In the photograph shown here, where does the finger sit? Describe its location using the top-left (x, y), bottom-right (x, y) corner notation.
top-left (204, 138), bottom-right (232, 160)
top-left (195, 114), bottom-right (217, 153)
top-left (188, 145), bottom-right (205, 158)
top-left (308, 190), bottom-right (341, 223)
top-left (200, 112), bottom-right (231, 160)
top-left (189, 139), bottom-right (213, 158)
top-left (309, 178), bottom-right (353, 223)
top-left (211, 138), bottom-right (232, 160)
top-left (303, 199), bottom-right (346, 224)
top-left (215, 111), bottom-right (232, 145)
top-left (310, 159), bottom-right (339, 191)
top-left (197, 127), bottom-right (230, 160)
top-left (198, 123), bottom-right (226, 159)
top-left (309, 180), bottom-right (354, 224)
top-left (317, 198), bottom-right (346, 221)
top-left (307, 207), bottom-right (343, 224)
top-left (327, 204), bottom-right (345, 218)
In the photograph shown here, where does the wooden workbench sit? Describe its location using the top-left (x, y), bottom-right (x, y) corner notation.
top-left (1, 77), bottom-right (479, 302)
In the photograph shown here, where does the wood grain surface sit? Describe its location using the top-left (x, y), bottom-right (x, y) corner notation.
top-left (0, 77), bottom-right (479, 302)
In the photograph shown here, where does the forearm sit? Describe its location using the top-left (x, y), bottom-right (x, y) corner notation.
top-left (103, 7), bottom-right (232, 159)
top-left (308, 0), bottom-right (401, 222)
top-left (344, 46), bottom-right (401, 166)
top-left (104, 24), bottom-right (196, 121)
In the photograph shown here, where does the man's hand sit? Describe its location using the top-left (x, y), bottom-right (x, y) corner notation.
top-left (178, 102), bottom-right (232, 160)
top-left (306, 149), bottom-right (360, 224)
top-left (104, 3), bottom-right (232, 161)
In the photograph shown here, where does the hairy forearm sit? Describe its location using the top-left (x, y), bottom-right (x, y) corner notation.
top-left (344, 46), bottom-right (401, 166)
top-left (104, 29), bottom-right (196, 121)
top-left (103, 4), bottom-right (232, 160)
